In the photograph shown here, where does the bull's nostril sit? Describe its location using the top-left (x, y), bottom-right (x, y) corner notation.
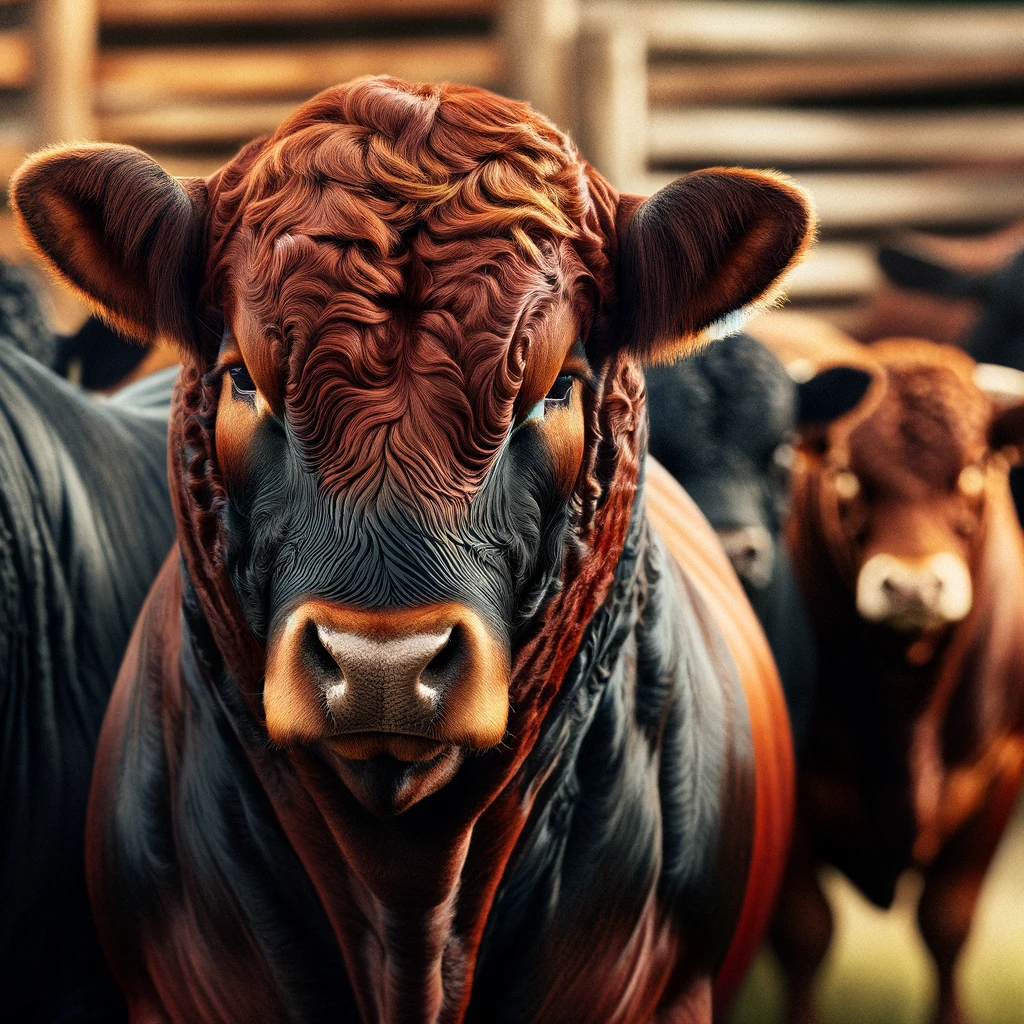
top-left (307, 620), bottom-right (342, 677)
top-left (422, 624), bottom-right (464, 690)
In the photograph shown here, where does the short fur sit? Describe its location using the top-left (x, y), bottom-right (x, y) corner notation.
top-left (12, 78), bottom-right (815, 1023)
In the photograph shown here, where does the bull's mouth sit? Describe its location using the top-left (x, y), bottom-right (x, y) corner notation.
top-left (326, 732), bottom-right (449, 763)
top-left (322, 734), bottom-right (464, 816)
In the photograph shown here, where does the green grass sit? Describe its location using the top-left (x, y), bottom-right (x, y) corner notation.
top-left (729, 797), bottom-right (1024, 1024)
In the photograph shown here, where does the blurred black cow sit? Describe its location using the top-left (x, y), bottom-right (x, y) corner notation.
top-left (0, 258), bottom-right (157, 391)
top-left (1, 339), bottom-right (176, 1021)
top-left (878, 241), bottom-right (1024, 371)
top-left (646, 333), bottom-right (870, 749)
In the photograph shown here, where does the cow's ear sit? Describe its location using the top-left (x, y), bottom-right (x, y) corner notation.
top-left (10, 143), bottom-right (207, 354)
top-left (615, 168), bottom-right (815, 363)
top-left (990, 403), bottom-right (1024, 451)
top-left (795, 366), bottom-right (874, 426)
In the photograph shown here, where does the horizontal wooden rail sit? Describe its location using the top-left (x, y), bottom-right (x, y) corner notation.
top-left (585, 2), bottom-right (1024, 57)
top-left (648, 53), bottom-right (1024, 105)
top-left (98, 99), bottom-right (300, 145)
top-left (633, 170), bottom-right (1024, 230)
top-left (647, 107), bottom-right (1024, 166)
top-left (97, 38), bottom-right (502, 109)
top-left (782, 242), bottom-right (881, 300)
top-left (0, 141), bottom-right (26, 186)
top-left (0, 31), bottom-right (33, 90)
top-left (99, 0), bottom-right (494, 25)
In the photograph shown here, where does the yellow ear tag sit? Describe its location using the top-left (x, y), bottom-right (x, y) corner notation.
top-left (834, 470), bottom-right (860, 500)
top-left (958, 465), bottom-right (985, 497)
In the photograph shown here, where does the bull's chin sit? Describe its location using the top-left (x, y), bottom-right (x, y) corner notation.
top-left (322, 734), bottom-right (464, 816)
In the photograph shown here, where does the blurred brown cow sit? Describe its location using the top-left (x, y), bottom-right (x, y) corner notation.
top-left (761, 328), bottom-right (1024, 1024)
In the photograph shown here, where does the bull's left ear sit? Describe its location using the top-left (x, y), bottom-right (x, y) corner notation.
top-left (615, 169), bottom-right (815, 363)
top-left (9, 143), bottom-right (207, 354)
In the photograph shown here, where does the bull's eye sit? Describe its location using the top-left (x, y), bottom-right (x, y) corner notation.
top-left (229, 364), bottom-right (257, 401)
top-left (521, 374), bottom-right (577, 426)
top-left (545, 374), bottom-right (574, 409)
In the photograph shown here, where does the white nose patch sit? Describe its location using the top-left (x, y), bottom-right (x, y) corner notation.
top-left (856, 552), bottom-right (972, 630)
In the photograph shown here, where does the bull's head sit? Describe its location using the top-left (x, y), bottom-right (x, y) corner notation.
top-left (12, 78), bottom-right (813, 814)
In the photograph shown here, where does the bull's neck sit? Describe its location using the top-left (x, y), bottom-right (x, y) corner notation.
top-left (178, 455), bottom-right (648, 1024)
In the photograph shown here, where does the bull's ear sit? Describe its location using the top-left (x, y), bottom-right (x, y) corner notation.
top-left (615, 168), bottom-right (815, 363)
top-left (9, 143), bottom-right (207, 354)
top-left (795, 366), bottom-right (873, 426)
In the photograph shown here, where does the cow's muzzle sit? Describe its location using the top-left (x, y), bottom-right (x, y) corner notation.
top-left (716, 525), bottom-right (775, 589)
top-left (264, 600), bottom-right (510, 758)
top-left (855, 552), bottom-right (972, 632)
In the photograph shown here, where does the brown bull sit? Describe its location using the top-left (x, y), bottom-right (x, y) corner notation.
top-left (13, 78), bottom-right (813, 1022)
top-left (766, 333), bottom-right (1024, 1024)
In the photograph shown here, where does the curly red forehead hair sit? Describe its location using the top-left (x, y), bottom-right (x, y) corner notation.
top-left (201, 77), bottom-right (615, 508)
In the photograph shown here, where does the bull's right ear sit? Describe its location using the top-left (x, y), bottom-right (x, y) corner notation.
top-left (10, 143), bottom-right (207, 354)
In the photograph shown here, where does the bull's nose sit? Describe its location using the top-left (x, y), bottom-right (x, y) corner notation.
top-left (314, 624), bottom-right (452, 730)
top-left (856, 552), bottom-right (972, 631)
top-left (264, 601), bottom-right (510, 758)
top-left (717, 526), bottom-right (775, 589)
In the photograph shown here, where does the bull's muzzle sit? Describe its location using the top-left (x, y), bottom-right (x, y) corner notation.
top-left (855, 552), bottom-right (972, 632)
top-left (264, 600), bottom-right (510, 760)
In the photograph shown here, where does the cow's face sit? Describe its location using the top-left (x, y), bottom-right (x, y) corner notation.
top-left (211, 225), bottom-right (596, 805)
top-left (12, 78), bottom-right (812, 813)
top-left (647, 337), bottom-right (869, 594)
top-left (806, 342), bottom-right (1024, 634)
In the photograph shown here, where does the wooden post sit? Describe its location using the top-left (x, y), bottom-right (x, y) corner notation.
top-left (35, 0), bottom-right (98, 145)
top-left (574, 21), bottom-right (647, 190)
top-left (500, 0), bottom-right (580, 132)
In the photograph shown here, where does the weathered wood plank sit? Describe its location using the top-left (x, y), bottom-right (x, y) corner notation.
top-left (98, 99), bottom-right (300, 146)
top-left (97, 38), bottom-right (502, 109)
top-left (782, 242), bottom-right (881, 300)
top-left (648, 107), bottom-right (1024, 166)
top-left (585, 2), bottom-right (1024, 58)
top-left (0, 140), bottom-right (26, 184)
top-left (648, 53), bottom-right (1024, 106)
top-left (35, 0), bottom-right (97, 143)
top-left (0, 31), bottom-right (33, 90)
top-left (99, 0), bottom-right (494, 24)
top-left (631, 170), bottom-right (1024, 230)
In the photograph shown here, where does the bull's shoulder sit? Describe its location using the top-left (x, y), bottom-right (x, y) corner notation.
top-left (86, 553), bottom-right (350, 1021)
top-left (644, 457), bottom-right (795, 1001)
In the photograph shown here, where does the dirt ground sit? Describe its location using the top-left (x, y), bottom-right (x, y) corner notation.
top-left (729, 796), bottom-right (1024, 1024)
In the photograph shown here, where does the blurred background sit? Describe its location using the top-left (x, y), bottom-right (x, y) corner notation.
top-left (1, 1), bottom-right (1022, 1021)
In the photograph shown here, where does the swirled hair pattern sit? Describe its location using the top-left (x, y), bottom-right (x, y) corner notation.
top-left (201, 77), bottom-right (613, 513)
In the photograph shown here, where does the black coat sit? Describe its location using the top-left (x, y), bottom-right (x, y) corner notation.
top-left (0, 343), bottom-right (176, 1021)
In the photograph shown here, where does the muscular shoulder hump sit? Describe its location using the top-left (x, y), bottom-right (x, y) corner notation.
top-left (645, 457), bottom-right (795, 1003)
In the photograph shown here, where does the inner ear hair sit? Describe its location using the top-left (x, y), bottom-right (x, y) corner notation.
top-left (10, 143), bottom-right (207, 354)
top-left (616, 168), bottom-right (815, 363)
